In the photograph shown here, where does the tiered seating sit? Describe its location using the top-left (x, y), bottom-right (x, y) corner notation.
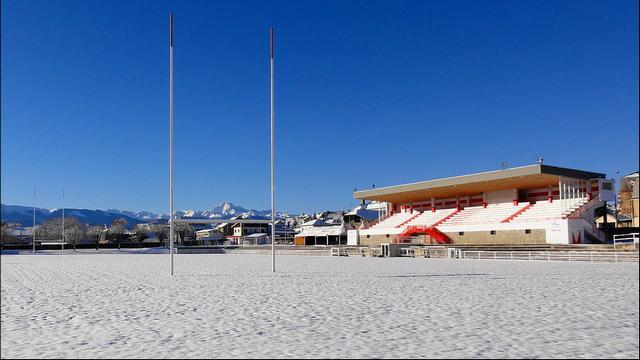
top-left (405, 208), bottom-right (458, 227)
top-left (440, 202), bottom-right (529, 226)
top-left (510, 197), bottom-right (588, 222)
top-left (370, 212), bottom-right (418, 229)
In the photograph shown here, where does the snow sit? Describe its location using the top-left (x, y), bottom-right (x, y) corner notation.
top-left (296, 224), bottom-right (346, 237)
top-left (1, 254), bottom-right (638, 358)
top-left (182, 210), bottom-right (196, 217)
top-left (2, 202), bottom-right (291, 226)
top-left (344, 208), bottom-right (379, 221)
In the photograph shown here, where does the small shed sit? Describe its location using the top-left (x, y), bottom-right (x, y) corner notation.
top-left (242, 233), bottom-right (270, 245)
top-left (195, 229), bottom-right (225, 245)
top-left (294, 223), bottom-right (347, 246)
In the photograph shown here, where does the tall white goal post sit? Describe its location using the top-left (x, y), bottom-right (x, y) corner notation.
top-left (168, 14), bottom-right (277, 275)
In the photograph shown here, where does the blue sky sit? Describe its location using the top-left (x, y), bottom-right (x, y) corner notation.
top-left (1, 0), bottom-right (638, 214)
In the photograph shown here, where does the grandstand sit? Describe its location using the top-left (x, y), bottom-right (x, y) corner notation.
top-left (351, 164), bottom-right (615, 246)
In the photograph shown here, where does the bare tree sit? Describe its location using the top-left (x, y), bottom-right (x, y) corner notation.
top-left (0, 222), bottom-right (28, 247)
top-left (174, 222), bottom-right (194, 245)
top-left (87, 225), bottom-right (105, 250)
top-left (133, 225), bottom-right (149, 248)
top-left (64, 218), bottom-right (86, 251)
top-left (35, 217), bottom-right (63, 242)
top-left (1, 222), bottom-right (13, 249)
top-left (110, 218), bottom-right (128, 250)
top-left (150, 223), bottom-right (168, 247)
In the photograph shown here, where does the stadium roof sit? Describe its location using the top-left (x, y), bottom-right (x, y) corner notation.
top-left (353, 164), bottom-right (605, 204)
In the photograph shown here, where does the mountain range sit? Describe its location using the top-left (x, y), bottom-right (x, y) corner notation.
top-left (1, 202), bottom-right (288, 227)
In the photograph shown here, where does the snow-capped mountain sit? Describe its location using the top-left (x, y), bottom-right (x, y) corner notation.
top-left (1, 201), bottom-right (289, 227)
top-left (108, 201), bottom-right (283, 220)
top-left (105, 209), bottom-right (165, 220)
top-left (173, 201), bottom-right (286, 219)
top-left (1, 204), bottom-right (144, 227)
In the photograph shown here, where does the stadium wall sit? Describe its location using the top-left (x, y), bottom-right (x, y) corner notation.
top-left (356, 218), bottom-right (579, 246)
top-left (359, 234), bottom-right (395, 247)
top-left (443, 229), bottom-right (546, 245)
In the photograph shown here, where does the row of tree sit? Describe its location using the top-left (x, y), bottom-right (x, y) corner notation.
top-left (32, 217), bottom-right (178, 250)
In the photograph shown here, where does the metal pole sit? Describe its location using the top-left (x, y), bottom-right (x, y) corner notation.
top-left (62, 189), bottom-right (65, 252)
top-left (613, 177), bottom-right (618, 230)
top-left (270, 27), bottom-right (276, 273)
top-left (559, 177), bottom-right (563, 213)
top-left (33, 187), bottom-right (36, 254)
top-left (169, 13), bottom-right (175, 275)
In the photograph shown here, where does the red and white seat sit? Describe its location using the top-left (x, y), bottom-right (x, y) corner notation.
top-left (440, 202), bottom-right (529, 226)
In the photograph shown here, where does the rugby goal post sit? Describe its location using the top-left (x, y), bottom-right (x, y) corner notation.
top-left (168, 15), bottom-right (277, 275)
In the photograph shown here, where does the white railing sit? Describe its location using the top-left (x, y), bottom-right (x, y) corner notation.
top-left (228, 249), bottom-right (332, 256)
top-left (613, 233), bottom-right (640, 250)
top-left (400, 247), bottom-right (417, 257)
top-left (360, 247), bottom-right (383, 257)
top-left (459, 250), bottom-right (639, 263)
top-left (398, 246), bottom-right (448, 258)
top-left (400, 246), bottom-right (427, 258)
top-left (330, 247), bottom-right (361, 256)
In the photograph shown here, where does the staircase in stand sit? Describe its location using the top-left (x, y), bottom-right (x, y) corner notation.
top-left (502, 203), bottom-right (534, 223)
top-left (433, 208), bottom-right (461, 226)
top-left (396, 212), bottom-right (423, 228)
top-left (400, 225), bottom-right (452, 244)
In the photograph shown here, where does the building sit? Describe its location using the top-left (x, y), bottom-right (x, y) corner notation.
top-left (294, 222), bottom-right (347, 246)
top-left (194, 228), bottom-right (226, 245)
top-left (214, 215), bottom-right (269, 236)
top-left (595, 212), bottom-right (633, 229)
top-left (343, 201), bottom-right (386, 229)
top-left (232, 223), bottom-right (269, 237)
top-left (273, 219), bottom-right (296, 243)
top-left (351, 164), bottom-right (614, 246)
top-left (241, 233), bottom-right (270, 245)
top-left (618, 171), bottom-right (639, 227)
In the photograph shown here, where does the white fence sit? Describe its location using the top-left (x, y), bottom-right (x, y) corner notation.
top-left (331, 247), bottom-right (362, 256)
top-left (228, 249), bottom-right (332, 256)
top-left (230, 247), bottom-right (371, 257)
top-left (231, 247), bottom-right (369, 257)
top-left (222, 247), bottom-right (639, 263)
top-left (613, 233), bottom-right (639, 250)
top-left (459, 250), bottom-right (639, 263)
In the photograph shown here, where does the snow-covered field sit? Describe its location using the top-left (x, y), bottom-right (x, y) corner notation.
top-left (1, 253), bottom-right (638, 359)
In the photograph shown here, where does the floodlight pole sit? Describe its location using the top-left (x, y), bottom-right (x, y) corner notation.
top-left (62, 189), bottom-right (65, 252)
top-left (270, 27), bottom-right (276, 273)
top-left (33, 187), bottom-right (36, 254)
top-left (169, 12), bottom-right (175, 276)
